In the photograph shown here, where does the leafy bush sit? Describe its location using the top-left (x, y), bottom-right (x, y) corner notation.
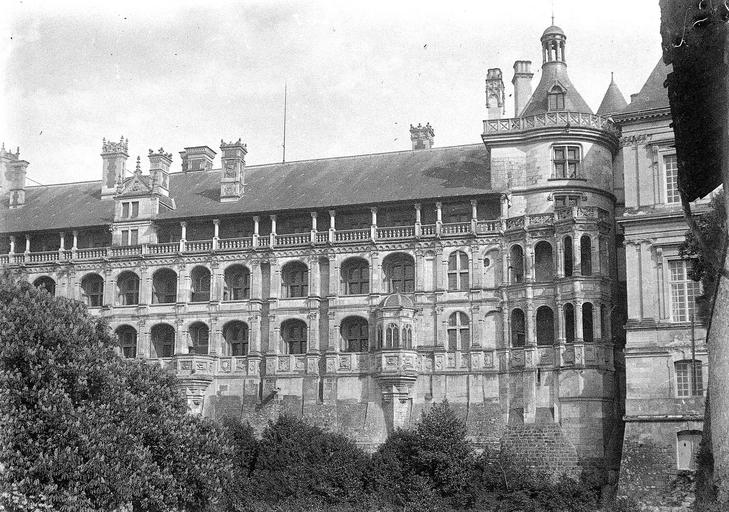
top-left (251, 415), bottom-right (369, 506)
top-left (0, 272), bottom-right (232, 511)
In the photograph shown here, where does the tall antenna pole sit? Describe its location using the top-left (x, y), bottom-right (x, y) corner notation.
top-left (282, 82), bottom-right (287, 163)
top-left (551, 0), bottom-right (555, 25)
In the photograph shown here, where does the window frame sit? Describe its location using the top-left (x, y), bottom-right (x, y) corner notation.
top-left (281, 261), bottom-right (309, 298)
top-left (189, 323), bottom-right (210, 355)
top-left (663, 154), bottom-right (680, 204)
top-left (151, 324), bottom-right (175, 358)
top-left (552, 145), bottom-right (581, 179)
top-left (447, 312), bottom-right (470, 350)
top-left (81, 273), bottom-right (104, 307)
top-left (116, 272), bottom-right (140, 306)
top-left (282, 320), bottom-right (307, 354)
top-left (675, 359), bottom-right (703, 398)
top-left (341, 259), bottom-right (370, 295)
top-left (224, 321), bottom-right (249, 356)
top-left (116, 326), bottom-right (137, 358)
top-left (669, 260), bottom-right (700, 323)
top-left (383, 254), bottom-right (415, 293)
top-left (224, 265), bottom-right (250, 301)
top-left (341, 317), bottom-right (369, 353)
top-left (190, 266), bottom-right (211, 303)
top-left (447, 251), bottom-right (470, 291)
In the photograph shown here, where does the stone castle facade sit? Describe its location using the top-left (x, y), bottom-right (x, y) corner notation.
top-left (0, 24), bottom-right (707, 489)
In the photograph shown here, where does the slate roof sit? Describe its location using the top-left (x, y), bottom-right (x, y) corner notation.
top-left (617, 59), bottom-right (671, 117)
top-left (596, 75), bottom-right (628, 116)
top-left (520, 62), bottom-right (593, 117)
top-left (0, 144), bottom-right (495, 234)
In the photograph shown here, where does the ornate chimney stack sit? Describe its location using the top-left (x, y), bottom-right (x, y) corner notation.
top-left (219, 138), bottom-right (247, 202)
top-left (148, 148), bottom-right (172, 196)
top-left (512, 60), bottom-right (534, 117)
top-left (1, 144), bottom-right (29, 208)
top-left (485, 68), bottom-right (505, 120)
top-left (179, 146), bottom-right (216, 172)
top-left (409, 123), bottom-right (435, 150)
top-left (101, 136), bottom-right (129, 199)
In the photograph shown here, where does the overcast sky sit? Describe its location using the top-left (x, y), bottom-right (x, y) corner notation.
top-left (1, 0), bottom-right (663, 186)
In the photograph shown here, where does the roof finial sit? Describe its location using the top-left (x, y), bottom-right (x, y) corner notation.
top-left (135, 156), bottom-right (142, 175)
top-left (611, 71), bottom-right (614, 82)
top-left (551, 0), bottom-right (554, 25)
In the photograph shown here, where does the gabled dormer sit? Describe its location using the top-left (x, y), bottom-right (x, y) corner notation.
top-left (111, 155), bottom-right (171, 246)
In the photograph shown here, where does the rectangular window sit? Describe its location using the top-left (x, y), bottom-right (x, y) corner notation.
top-left (554, 194), bottom-right (581, 208)
top-left (122, 202), bottom-right (130, 218)
top-left (669, 260), bottom-right (700, 322)
top-left (131, 201), bottom-right (139, 218)
top-left (676, 360), bottom-right (703, 397)
top-left (553, 146), bottom-right (580, 178)
top-left (121, 230), bottom-right (129, 246)
top-left (665, 155), bottom-right (680, 204)
top-left (548, 92), bottom-right (565, 111)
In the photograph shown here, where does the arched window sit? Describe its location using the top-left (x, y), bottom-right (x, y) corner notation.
top-left (152, 268), bottom-right (177, 304)
top-left (377, 325), bottom-right (384, 349)
top-left (448, 251), bottom-right (470, 291)
top-left (601, 304), bottom-right (609, 341)
top-left (281, 261), bottom-right (309, 298)
top-left (190, 266), bottom-right (211, 302)
top-left (341, 317), bottom-right (369, 352)
top-left (151, 324), bottom-right (175, 358)
top-left (510, 245), bottom-right (524, 283)
top-left (675, 360), bottom-right (703, 398)
top-left (536, 306), bottom-right (555, 346)
top-left (564, 303), bottom-right (575, 343)
top-left (115, 325), bottom-right (137, 358)
top-left (223, 321), bottom-right (249, 356)
top-left (341, 258), bottom-right (370, 295)
top-left (547, 85), bottom-right (565, 111)
top-left (386, 323), bottom-right (400, 348)
top-left (224, 265), bottom-right (250, 301)
top-left (534, 241), bottom-right (554, 282)
top-left (564, 236), bottom-right (574, 277)
top-left (402, 325), bottom-right (413, 349)
top-left (580, 235), bottom-right (592, 276)
top-left (447, 312), bottom-right (470, 350)
top-left (511, 309), bottom-right (526, 347)
top-left (383, 253), bottom-right (415, 293)
top-left (116, 271), bottom-right (139, 306)
top-left (81, 273), bottom-right (104, 307)
top-left (188, 322), bottom-right (209, 355)
top-left (34, 276), bottom-right (56, 296)
top-left (282, 319), bottom-right (307, 354)
top-left (582, 302), bottom-right (594, 343)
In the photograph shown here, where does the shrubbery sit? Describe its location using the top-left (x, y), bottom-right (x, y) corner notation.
top-left (1, 273), bottom-right (608, 511)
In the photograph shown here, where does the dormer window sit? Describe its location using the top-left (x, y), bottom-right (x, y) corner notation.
top-left (121, 201), bottom-right (139, 218)
top-left (547, 86), bottom-right (565, 111)
top-left (553, 145), bottom-right (581, 178)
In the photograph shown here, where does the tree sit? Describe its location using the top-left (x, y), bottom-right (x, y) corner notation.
top-left (0, 273), bottom-right (232, 511)
top-left (251, 415), bottom-right (369, 506)
top-left (370, 401), bottom-right (475, 509)
top-left (660, 0), bottom-right (729, 503)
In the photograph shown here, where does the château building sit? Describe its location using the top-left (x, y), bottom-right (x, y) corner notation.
top-left (2, 25), bottom-right (631, 480)
top-left (615, 60), bottom-right (709, 503)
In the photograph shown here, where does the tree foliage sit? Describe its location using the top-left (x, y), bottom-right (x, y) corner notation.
top-left (251, 415), bottom-right (369, 506)
top-left (680, 190), bottom-right (727, 324)
top-left (0, 273), bottom-right (232, 511)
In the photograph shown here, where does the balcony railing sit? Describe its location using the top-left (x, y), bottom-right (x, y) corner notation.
top-left (4, 212), bottom-right (613, 265)
top-left (483, 112), bottom-right (620, 138)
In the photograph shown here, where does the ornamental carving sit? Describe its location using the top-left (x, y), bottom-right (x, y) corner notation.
top-left (619, 134), bottom-right (650, 147)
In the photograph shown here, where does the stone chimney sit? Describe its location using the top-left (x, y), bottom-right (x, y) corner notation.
top-left (1, 144), bottom-right (29, 208)
top-left (179, 146), bottom-right (216, 172)
top-left (101, 136), bottom-right (129, 199)
top-left (512, 61), bottom-right (534, 117)
top-left (485, 68), bottom-right (505, 120)
top-left (148, 148), bottom-right (172, 196)
top-left (219, 138), bottom-right (247, 202)
top-left (409, 123), bottom-right (435, 150)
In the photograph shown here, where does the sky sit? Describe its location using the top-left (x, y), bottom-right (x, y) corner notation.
top-left (1, 0), bottom-right (664, 186)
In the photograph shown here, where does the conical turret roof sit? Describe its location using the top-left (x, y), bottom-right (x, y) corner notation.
top-left (596, 74), bottom-right (628, 115)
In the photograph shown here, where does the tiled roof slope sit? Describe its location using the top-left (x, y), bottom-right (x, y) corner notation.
top-left (520, 63), bottom-right (593, 117)
top-left (618, 59), bottom-right (671, 116)
top-left (596, 76), bottom-right (628, 116)
top-left (0, 144), bottom-right (494, 233)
